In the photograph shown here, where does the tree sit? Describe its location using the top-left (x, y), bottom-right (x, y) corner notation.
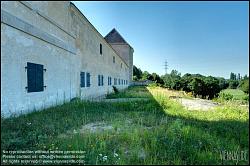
top-left (181, 73), bottom-right (193, 92)
top-left (162, 70), bottom-right (182, 90)
top-left (141, 71), bottom-right (150, 80)
top-left (151, 73), bottom-right (164, 84)
top-left (238, 77), bottom-right (249, 94)
top-left (203, 76), bottom-right (220, 99)
top-left (243, 74), bottom-right (248, 80)
top-left (230, 72), bottom-right (237, 80)
top-left (133, 65), bottom-right (142, 80)
top-left (237, 73), bottom-right (241, 80)
top-left (188, 77), bottom-right (205, 97)
top-left (133, 75), bottom-right (138, 81)
top-left (228, 80), bottom-right (239, 89)
top-left (217, 77), bottom-right (229, 90)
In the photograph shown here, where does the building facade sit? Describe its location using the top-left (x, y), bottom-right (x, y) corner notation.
top-left (1, 1), bottom-right (134, 117)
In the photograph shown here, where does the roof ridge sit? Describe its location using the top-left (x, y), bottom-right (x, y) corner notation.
top-left (104, 28), bottom-right (132, 48)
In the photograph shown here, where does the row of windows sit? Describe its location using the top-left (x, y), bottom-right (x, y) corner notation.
top-left (81, 72), bottom-right (128, 88)
top-left (114, 78), bottom-right (128, 85)
top-left (25, 62), bottom-right (128, 93)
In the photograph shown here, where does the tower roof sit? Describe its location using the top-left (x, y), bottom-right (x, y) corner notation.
top-left (104, 28), bottom-right (133, 49)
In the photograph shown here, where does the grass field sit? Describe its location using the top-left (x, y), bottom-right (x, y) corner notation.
top-left (1, 86), bottom-right (249, 165)
top-left (220, 89), bottom-right (248, 100)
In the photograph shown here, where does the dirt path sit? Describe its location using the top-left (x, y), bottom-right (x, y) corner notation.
top-left (174, 98), bottom-right (219, 111)
top-left (94, 98), bottom-right (149, 102)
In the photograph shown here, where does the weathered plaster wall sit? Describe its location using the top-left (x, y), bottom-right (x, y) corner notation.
top-left (108, 44), bottom-right (134, 83)
top-left (70, 5), bottom-right (130, 99)
top-left (1, 1), bottom-right (132, 118)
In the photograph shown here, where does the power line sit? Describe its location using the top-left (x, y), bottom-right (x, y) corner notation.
top-left (164, 60), bottom-right (168, 74)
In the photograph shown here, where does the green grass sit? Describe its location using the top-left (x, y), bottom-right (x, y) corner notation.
top-left (106, 86), bottom-right (152, 99)
top-left (220, 89), bottom-right (248, 100)
top-left (1, 86), bottom-right (249, 165)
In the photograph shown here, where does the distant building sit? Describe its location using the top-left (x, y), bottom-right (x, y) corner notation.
top-left (1, 1), bottom-right (134, 117)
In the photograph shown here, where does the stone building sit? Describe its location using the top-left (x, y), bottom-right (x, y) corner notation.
top-left (1, 1), bottom-right (134, 117)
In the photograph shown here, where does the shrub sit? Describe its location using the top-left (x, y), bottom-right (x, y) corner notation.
top-left (187, 92), bottom-right (193, 97)
top-left (243, 95), bottom-right (249, 101)
top-left (219, 92), bottom-right (233, 100)
top-left (147, 82), bottom-right (158, 87)
top-left (112, 86), bottom-right (119, 94)
top-left (70, 97), bottom-right (81, 102)
top-left (238, 79), bottom-right (249, 94)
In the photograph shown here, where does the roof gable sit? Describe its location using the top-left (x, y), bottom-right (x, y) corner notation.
top-left (104, 28), bottom-right (130, 45)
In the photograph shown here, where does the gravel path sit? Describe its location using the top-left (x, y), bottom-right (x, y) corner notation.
top-left (175, 98), bottom-right (219, 111)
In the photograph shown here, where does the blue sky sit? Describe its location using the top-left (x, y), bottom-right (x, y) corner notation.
top-left (72, 1), bottom-right (249, 79)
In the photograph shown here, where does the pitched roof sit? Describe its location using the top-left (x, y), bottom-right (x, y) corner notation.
top-left (104, 28), bottom-right (132, 48)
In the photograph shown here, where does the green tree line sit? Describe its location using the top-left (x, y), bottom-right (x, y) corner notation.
top-left (133, 65), bottom-right (249, 99)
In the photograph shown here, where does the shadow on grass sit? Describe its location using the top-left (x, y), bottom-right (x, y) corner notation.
top-left (1, 85), bottom-right (249, 164)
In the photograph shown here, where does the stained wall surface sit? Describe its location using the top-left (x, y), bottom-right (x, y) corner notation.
top-left (1, 1), bottom-right (132, 117)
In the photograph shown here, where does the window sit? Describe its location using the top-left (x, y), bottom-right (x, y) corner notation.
top-left (26, 62), bottom-right (45, 92)
top-left (98, 75), bottom-right (101, 86)
top-left (108, 77), bottom-right (112, 86)
top-left (101, 75), bottom-right (104, 86)
top-left (100, 44), bottom-right (102, 55)
top-left (121, 63), bottom-right (122, 68)
top-left (118, 79), bottom-right (120, 85)
top-left (114, 78), bottom-right (117, 85)
top-left (86, 72), bottom-right (91, 87)
top-left (80, 72), bottom-right (85, 87)
top-left (113, 56), bottom-right (115, 63)
top-left (98, 75), bottom-right (104, 86)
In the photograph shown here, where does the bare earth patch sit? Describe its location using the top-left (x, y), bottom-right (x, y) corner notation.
top-left (174, 98), bottom-right (219, 111)
top-left (79, 122), bottom-right (114, 133)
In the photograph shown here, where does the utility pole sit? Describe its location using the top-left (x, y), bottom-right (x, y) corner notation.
top-left (164, 60), bottom-right (168, 75)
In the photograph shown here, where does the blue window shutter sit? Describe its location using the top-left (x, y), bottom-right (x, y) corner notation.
top-left (27, 62), bottom-right (44, 92)
top-left (102, 75), bottom-right (104, 86)
top-left (83, 72), bottom-right (85, 87)
top-left (80, 72), bottom-right (85, 87)
top-left (36, 64), bottom-right (44, 91)
top-left (27, 62), bottom-right (36, 92)
top-left (87, 73), bottom-right (90, 87)
top-left (98, 75), bottom-right (100, 86)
